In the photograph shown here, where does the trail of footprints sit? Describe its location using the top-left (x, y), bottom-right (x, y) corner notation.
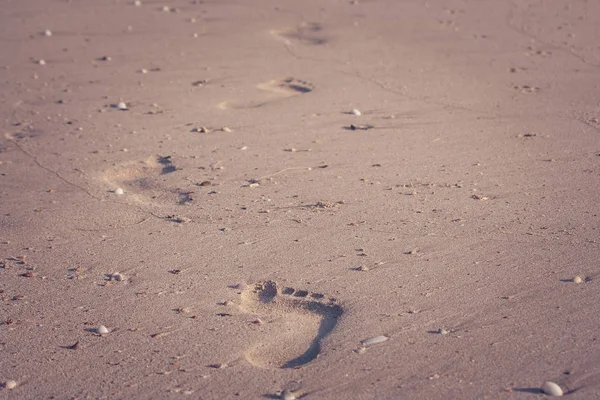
top-left (218, 22), bottom-right (324, 110)
top-left (238, 280), bottom-right (343, 369)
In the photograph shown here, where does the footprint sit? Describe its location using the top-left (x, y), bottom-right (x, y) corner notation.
top-left (218, 78), bottom-right (314, 110)
top-left (239, 280), bottom-right (342, 369)
top-left (270, 22), bottom-right (328, 46)
top-left (99, 156), bottom-right (188, 206)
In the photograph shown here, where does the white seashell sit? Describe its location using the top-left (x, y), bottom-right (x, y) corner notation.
top-left (162, 6), bottom-right (170, 12)
top-left (44, 29), bottom-right (52, 37)
top-left (112, 272), bottom-right (124, 281)
top-left (117, 102), bottom-right (128, 110)
top-left (572, 276), bottom-right (583, 284)
top-left (541, 381), bottom-right (563, 396)
top-left (140, 68), bottom-right (148, 74)
top-left (438, 328), bottom-right (449, 335)
top-left (96, 325), bottom-right (109, 335)
top-left (351, 108), bottom-right (362, 116)
top-left (222, 127), bottom-right (232, 132)
top-left (38, 59), bottom-right (46, 65)
top-left (361, 335), bottom-right (389, 346)
top-left (114, 188), bottom-right (124, 195)
top-left (134, 0), bottom-right (142, 5)
top-left (4, 380), bottom-right (17, 389)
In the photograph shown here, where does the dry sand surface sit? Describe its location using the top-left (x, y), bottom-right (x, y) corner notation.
top-left (1, 0), bottom-right (599, 398)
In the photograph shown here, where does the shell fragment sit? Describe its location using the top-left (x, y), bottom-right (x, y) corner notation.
top-left (361, 335), bottom-right (389, 346)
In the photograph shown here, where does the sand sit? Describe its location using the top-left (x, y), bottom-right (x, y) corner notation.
top-left (1, 0), bottom-right (599, 398)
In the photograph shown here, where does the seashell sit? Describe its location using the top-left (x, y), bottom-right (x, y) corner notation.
top-left (44, 29), bottom-right (52, 37)
top-left (572, 276), bottom-right (583, 284)
top-left (438, 328), bottom-right (449, 335)
top-left (96, 325), bottom-right (109, 335)
top-left (541, 381), bottom-right (563, 396)
top-left (114, 188), bottom-right (124, 195)
top-left (117, 102), bottom-right (128, 110)
top-left (4, 380), bottom-right (17, 389)
top-left (134, 0), bottom-right (142, 5)
top-left (111, 272), bottom-right (124, 281)
top-left (361, 335), bottom-right (389, 346)
top-left (351, 108), bottom-right (362, 116)
top-left (38, 59), bottom-right (46, 65)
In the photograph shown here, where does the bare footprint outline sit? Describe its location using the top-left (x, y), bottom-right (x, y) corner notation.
top-left (99, 155), bottom-right (189, 206)
top-left (270, 22), bottom-right (328, 46)
top-left (218, 77), bottom-right (314, 110)
top-left (239, 281), bottom-right (342, 369)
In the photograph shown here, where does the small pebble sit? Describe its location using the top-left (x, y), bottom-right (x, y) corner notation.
top-left (162, 6), bottom-right (170, 12)
top-left (38, 59), bottom-right (46, 65)
top-left (96, 325), bottom-right (109, 335)
top-left (572, 276), bottom-right (583, 284)
top-left (438, 328), bottom-right (449, 335)
top-left (351, 108), bottom-right (362, 116)
top-left (4, 380), bottom-right (17, 390)
top-left (111, 272), bottom-right (124, 281)
top-left (541, 381), bottom-right (563, 396)
top-left (221, 126), bottom-right (232, 132)
top-left (134, 0), bottom-right (142, 5)
top-left (44, 29), bottom-right (52, 37)
top-left (114, 188), bottom-right (124, 195)
top-left (361, 335), bottom-right (389, 346)
top-left (280, 390), bottom-right (296, 400)
top-left (117, 102), bottom-right (128, 110)
top-left (140, 68), bottom-right (148, 74)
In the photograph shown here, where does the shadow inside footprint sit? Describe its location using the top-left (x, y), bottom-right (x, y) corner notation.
top-left (240, 281), bottom-right (342, 369)
top-left (157, 155), bottom-right (177, 174)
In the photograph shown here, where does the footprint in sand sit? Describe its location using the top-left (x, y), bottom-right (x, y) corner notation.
top-left (100, 155), bottom-right (190, 206)
top-left (270, 22), bottom-right (328, 46)
top-left (218, 77), bottom-right (314, 110)
top-left (239, 280), bottom-right (343, 369)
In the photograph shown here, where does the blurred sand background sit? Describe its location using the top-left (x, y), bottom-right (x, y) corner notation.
top-left (1, 0), bottom-right (599, 398)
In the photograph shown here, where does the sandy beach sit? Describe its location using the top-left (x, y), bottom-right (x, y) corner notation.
top-left (1, 0), bottom-right (599, 398)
